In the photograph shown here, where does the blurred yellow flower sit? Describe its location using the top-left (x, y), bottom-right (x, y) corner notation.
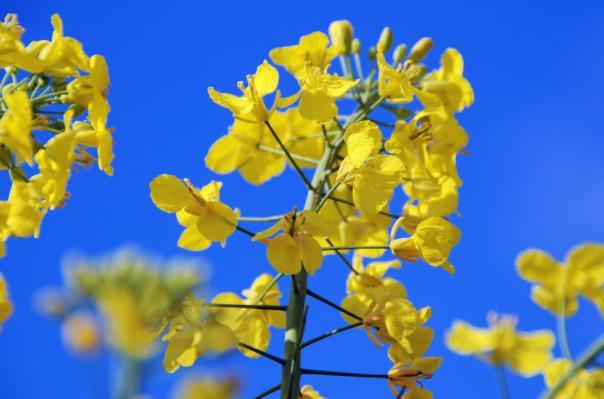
top-left (299, 385), bottom-right (326, 399)
top-left (446, 313), bottom-right (555, 376)
top-left (61, 311), bottom-right (101, 355)
top-left (0, 274), bottom-right (13, 329)
top-left (150, 175), bottom-right (238, 251)
top-left (516, 243), bottom-right (604, 316)
top-left (253, 210), bottom-right (335, 275)
top-left (544, 358), bottom-right (604, 398)
top-left (175, 377), bottom-right (237, 399)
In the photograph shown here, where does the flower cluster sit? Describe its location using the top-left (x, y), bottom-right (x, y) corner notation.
top-left (0, 13), bottom-right (114, 257)
top-left (37, 248), bottom-right (201, 358)
top-left (150, 19), bottom-right (473, 398)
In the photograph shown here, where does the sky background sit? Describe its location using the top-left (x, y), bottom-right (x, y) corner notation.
top-left (1, 0), bottom-right (604, 398)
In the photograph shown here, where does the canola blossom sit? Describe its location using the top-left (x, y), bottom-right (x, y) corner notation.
top-left (150, 20), bottom-right (474, 398)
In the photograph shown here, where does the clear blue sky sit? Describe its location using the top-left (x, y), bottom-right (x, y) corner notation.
top-left (1, 0), bottom-right (603, 398)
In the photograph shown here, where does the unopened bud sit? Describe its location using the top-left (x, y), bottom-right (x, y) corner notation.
top-left (393, 44), bottom-right (408, 64)
top-left (377, 27), bottom-right (393, 53)
top-left (328, 20), bottom-right (354, 55)
top-left (408, 37), bottom-right (433, 64)
top-left (368, 46), bottom-right (377, 60)
top-left (351, 38), bottom-right (361, 54)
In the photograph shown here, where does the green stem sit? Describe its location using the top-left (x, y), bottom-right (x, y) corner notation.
top-left (112, 356), bottom-right (145, 399)
top-left (494, 365), bottom-right (511, 399)
top-left (205, 303), bottom-right (286, 311)
top-left (557, 266), bottom-right (573, 360)
top-left (540, 333), bottom-right (604, 399)
top-left (258, 144), bottom-right (320, 165)
top-left (300, 321), bottom-right (363, 349)
top-left (254, 384), bottom-right (281, 399)
top-left (321, 245), bottom-right (390, 251)
top-left (256, 273), bottom-right (284, 303)
top-left (239, 215), bottom-right (284, 223)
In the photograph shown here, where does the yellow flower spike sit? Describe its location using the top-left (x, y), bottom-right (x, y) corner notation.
top-left (208, 60), bottom-right (293, 123)
top-left (0, 274), bottom-right (13, 329)
top-left (0, 90), bottom-right (34, 165)
top-left (37, 14), bottom-right (90, 77)
top-left (150, 175), bottom-right (238, 250)
top-left (253, 210), bottom-right (335, 275)
top-left (446, 313), bottom-right (555, 376)
top-left (298, 63), bottom-right (357, 122)
top-left (60, 311), bottom-right (101, 355)
top-left (516, 243), bottom-right (604, 315)
top-left (544, 358), bottom-right (604, 398)
top-left (421, 48), bottom-right (474, 114)
top-left (328, 20), bottom-right (354, 55)
top-left (390, 216), bottom-right (460, 273)
top-left (299, 385), bottom-right (326, 399)
top-left (270, 32), bottom-right (338, 79)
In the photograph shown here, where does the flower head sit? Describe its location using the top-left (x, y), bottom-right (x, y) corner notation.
top-left (270, 32), bottom-right (338, 79)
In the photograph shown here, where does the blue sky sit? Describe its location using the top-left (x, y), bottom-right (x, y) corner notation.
top-left (1, 0), bottom-right (603, 398)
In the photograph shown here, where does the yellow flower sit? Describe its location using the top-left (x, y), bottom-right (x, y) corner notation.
top-left (337, 121), bottom-right (404, 214)
top-left (30, 112), bottom-right (77, 210)
top-left (253, 210), bottom-right (335, 275)
top-left (376, 51), bottom-right (421, 103)
top-left (205, 114), bottom-right (290, 185)
top-left (3, 181), bottom-right (43, 239)
top-left (0, 90), bottom-right (33, 165)
top-left (150, 175), bottom-right (238, 251)
top-left (544, 359), bottom-right (604, 398)
top-left (388, 356), bottom-right (442, 398)
top-left (299, 385), bottom-right (326, 399)
top-left (516, 243), bottom-right (604, 315)
top-left (390, 216), bottom-right (460, 273)
top-left (176, 377), bottom-right (237, 399)
top-left (0, 14), bottom-right (43, 72)
top-left (208, 60), bottom-right (294, 123)
top-left (36, 14), bottom-right (89, 77)
top-left (60, 311), bottom-right (101, 355)
top-left (0, 274), bottom-right (13, 329)
top-left (270, 32), bottom-right (338, 79)
top-left (344, 255), bottom-right (405, 305)
top-left (280, 107), bottom-right (326, 167)
top-left (67, 54), bottom-right (110, 126)
top-left (159, 296), bottom-right (237, 373)
top-left (388, 326), bottom-right (435, 365)
top-left (421, 48), bottom-right (474, 114)
top-left (446, 313), bottom-right (555, 376)
top-left (72, 117), bottom-right (115, 176)
top-left (211, 274), bottom-right (285, 358)
top-left (328, 20), bottom-right (354, 55)
top-left (298, 64), bottom-right (357, 122)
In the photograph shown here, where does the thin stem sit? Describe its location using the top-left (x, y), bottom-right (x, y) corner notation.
top-left (255, 273), bottom-right (284, 304)
top-left (239, 215), bottom-right (284, 223)
top-left (235, 224), bottom-right (257, 237)
top-left (540, 333), bottom-right (604, 399)
top-left (321, 245), bottom-right (390, 251)
top-left (258, 144), bottom-right (320, 165)
top-left (328, 195), bottom-right (401, 219)
top-left (306, 289), bottom-right (362, 322)
top-left (397, 387), bottom-right (406, 399)
top-left (264, 121), bottom-right (314, 191)
top-left (300, 321), bottom-right (363, 349)
top-left (494, 366), bottom-right (511, 399)
top-left (325, 238), bottom-right (358, 275)
top-left (253, 384), bottom-right (281, 399)
top-left (238, 343), bottom-right (285, 365)
top-left (314, 181), bottom-right (341, 212)
top-left (557, 267), bottom-right (573, 360)
top-left (301, 368), bottom-right (388, 379)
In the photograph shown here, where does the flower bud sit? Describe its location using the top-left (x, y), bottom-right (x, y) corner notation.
top-left (408, 37), bottom-right (433, 64)
top-left (377, 27), bottom-right (393, 53)
top-left (368, 46), bottom-right (377, 60)
top-left (393, 44), bottom-right (407, 64)
top-left (61, 311), bottom-right (101, 355)
top-left (328, 20), bottom-right (354, 55)
top-left (351, 38), bottom-right (361, 54)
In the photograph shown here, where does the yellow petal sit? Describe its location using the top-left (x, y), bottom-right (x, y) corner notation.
top-left (446, 320), bottom-right (494, 355)
top-left (266, 234), bottom-right (302, 274)
top-left (253, 61), bottom-right (279, 96)
top-left (298, 234), bottom-right (323, 275)
top-left (178, 225), bottom-right (212, 251)
top-left (506, 330), bottom-right (555, 376)
top-left (150, 174), bottom-right (192, 213)
top-left (196, 202), bottom-right (237, 242)
top-left (299, 91), bottom-right (337, 122)
top-left (516, 249), bottom-right (562, 289)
